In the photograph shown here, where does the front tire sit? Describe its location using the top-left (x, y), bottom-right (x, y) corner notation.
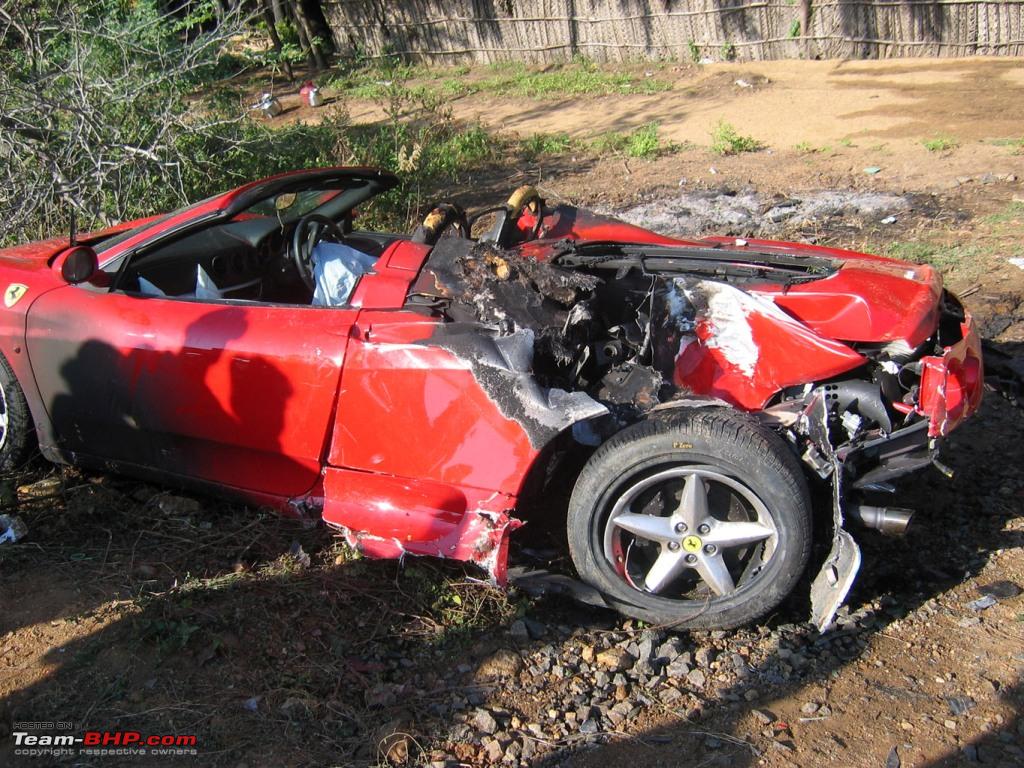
top-left (0, 353), bottom-right (35, 471)
top-left (567, 409), bottom-right (811, 630)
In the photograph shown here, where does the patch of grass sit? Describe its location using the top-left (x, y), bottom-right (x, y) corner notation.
top-left (982, 200), bottom-right (1024, 226)
top-left (469, 60), bottom-right (672, 99)
top-left (988, 137), bottom-right (1024, 154)
top-left (520, 131), bottom-right (574, 160)
top-left (688, 39), bottom-right (701, 63)
top-left (590, 122), bottom-right (677, 158)
top-left (710, 120), bottom-right (762, 155)
top-left (922, 136), bottom-right (959, 152)
top-left (590, 130), bottom-right (629, 154)
top-left (884, 241), bottom-right (981, 271)
top-left (795, 141), bottom-right (830, 154)
top-left (329, 59), bottom-right (672, 103)
top-left (839, 137), bottom-right (855, 147)
top-left (625, 122), bottom-right (662, 158)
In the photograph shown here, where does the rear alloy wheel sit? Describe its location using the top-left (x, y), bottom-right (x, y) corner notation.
top-left (567, 409), bottom-right (811, 630)
top-left (0, 353), bottom-right (35, 471)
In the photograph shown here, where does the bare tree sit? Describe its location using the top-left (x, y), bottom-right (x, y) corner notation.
top-left (0, 1), bottom-right (253, 245)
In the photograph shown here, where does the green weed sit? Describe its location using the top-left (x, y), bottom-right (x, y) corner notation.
top-left (922, 136), bottom-right (959, 152)
top-left (521, 132), bottom-right (574, 160)
top-left (710, 120), bottom-right (762, 155)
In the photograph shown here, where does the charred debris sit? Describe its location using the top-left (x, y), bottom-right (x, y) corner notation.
top-left (407, 237), bottom-right (834, 424)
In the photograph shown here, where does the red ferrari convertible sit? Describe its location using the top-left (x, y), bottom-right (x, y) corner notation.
top-left (0, 168), bottom-right (982, 630)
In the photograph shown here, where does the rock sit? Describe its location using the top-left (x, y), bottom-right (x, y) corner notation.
top-left (520, 738), bottom-right (537, 761)
top-left (752, 708), bottom-right (774, 724)
top-left (686, 669), bottom-right (706, 688)
top-left (157, 494), bottom-right (201, 515)
top-left (704, 736), bottom-right (722, 749)
top-left (473, 710), bottom-right (498, 735)
top-left (744, 689), bottom-right (759, 702)
top-left (631, 659), bottom-right (654, 680)
top-left (656, 638), bottom-right (684, 662)
top-left (580, 644), bottom-right (595, 663)
top-left (801, 702), bottom-right (820, 715)
top-left (503, 740), bottom-right (521, 762)
top-left (484, 739), bottom-right (503, 763)
top-left (978, 581), bottom-right (1021, 599)
top-left (947, 696), bottom-right (975, 717)
top-left (968, 595), bottom-right (998, 611)
top-left (886, 747), bottom-right (900, 768)
top-left (614, 684), bottom-right (629, 702)
top-left (476, 649), bottom-right (522, 681)
top-left (596, 647), bottom-right (635, 671)
top-left (695, 647), bottom-right (716, 668)
top-left (509, 620), bottom-right (529, 641)
top-left (594, 671), bottom-right (610, 688)
top-left (666, 654), bottom-right (693, 677)
top-left (659, 687), bottom-right (683, 705)
top-left (636, 636), bottom-right (655, 661)
top-left (579, 718), bottom-right (599, 734)
top-left (523, 618), bottom-right (547, 639)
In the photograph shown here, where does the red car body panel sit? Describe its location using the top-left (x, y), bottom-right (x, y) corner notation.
top-left (329, 313), bottom-right (537, 496)
top-left (322, 467), bottom-right (521, 581)
top-left (25, 287), bottom-right (356, 497)
top-left (918, 314), bottom-right (984, 437)
top-left (0, 170), bottom-right (985, 588)
top-left (672, 281), bottom-right (868, 410)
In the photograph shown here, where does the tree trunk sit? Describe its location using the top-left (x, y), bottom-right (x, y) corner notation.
top-left (271, 0), bottom-right (286, 27)
top-left (262, 1), bottom-right (293, 80)
top-left (801, 0), bottom-right (812, 58)
top-left (289, 0), bottom-right (326, 70)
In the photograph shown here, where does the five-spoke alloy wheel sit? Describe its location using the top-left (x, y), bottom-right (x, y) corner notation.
top-left (568, 409), bottom-right (812, 629)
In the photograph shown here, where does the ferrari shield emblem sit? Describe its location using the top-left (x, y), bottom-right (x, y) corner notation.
top-left (4, 284), bottom-right (28, 308)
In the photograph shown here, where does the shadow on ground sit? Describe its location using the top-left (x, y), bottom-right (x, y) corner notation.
top-left (1, 382), bottom-right (1022, 766)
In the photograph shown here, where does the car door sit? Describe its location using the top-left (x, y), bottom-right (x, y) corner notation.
top-left (26, 285), bottom-right (354, 498)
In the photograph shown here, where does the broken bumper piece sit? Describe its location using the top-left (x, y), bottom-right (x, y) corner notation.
top-left (320, 468), bottom-right (523, 584)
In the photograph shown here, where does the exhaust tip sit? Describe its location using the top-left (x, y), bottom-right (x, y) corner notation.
top-left (847, 504), bottom-right (914, 536)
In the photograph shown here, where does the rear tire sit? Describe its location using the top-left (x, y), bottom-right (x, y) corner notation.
top-left (567, 408), bottom-right (811, 630)
top-left (0, 353), bottom-right (35, 471)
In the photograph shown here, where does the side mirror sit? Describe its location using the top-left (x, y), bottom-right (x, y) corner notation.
top-left (52, 245), bottom-right (98, 285)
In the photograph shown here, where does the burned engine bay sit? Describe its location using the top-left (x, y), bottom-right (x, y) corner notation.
top-left (407, 236), bottom-right (956, 435)
top-left (405, 235), bottom-right (971, 629)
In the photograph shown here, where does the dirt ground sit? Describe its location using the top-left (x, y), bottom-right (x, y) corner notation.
top-left (2, 59), bottom-right (1024, 767)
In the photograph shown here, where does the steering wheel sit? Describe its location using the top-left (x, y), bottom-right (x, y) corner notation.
top-left (411, 203), bottom-right (470, 246)
top-left (291, 213), bottom-right (345, 290)
top-left (477, 185), bottom-right (545, 247)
